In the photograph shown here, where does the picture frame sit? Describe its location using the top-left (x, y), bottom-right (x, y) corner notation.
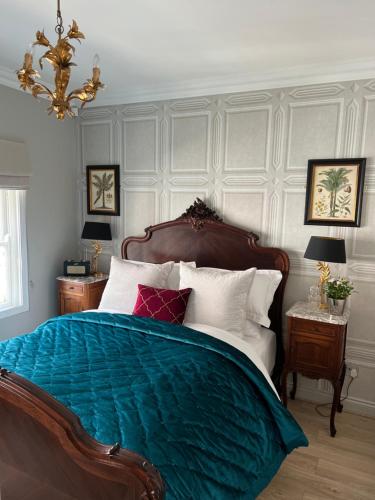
top-left (86, 165), bottom-right (120, 216)
top-left (304, 158), bottom-right (366, 227)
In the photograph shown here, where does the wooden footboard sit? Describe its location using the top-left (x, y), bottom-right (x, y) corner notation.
top-left (0, 368), bottom-right (164, 500)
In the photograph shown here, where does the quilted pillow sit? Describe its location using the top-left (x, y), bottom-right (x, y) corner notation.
top-left (133, 284), bottom-right (192, 324)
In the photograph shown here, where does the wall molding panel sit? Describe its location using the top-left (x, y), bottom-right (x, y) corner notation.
top-left (224, 106), bottom-right (272, 172)
top-left (286, 99), bottom-right (344, 170)
top-left (272, 106), bottom-right (285, 170)
top-left (288, 83), bottom-right (345, 100)
top-left (81, 120), bottom-right (113, 167)
top-left (343, 99), bottom-right (359, 156)
top-left (170, 97), bottom-right (211, 112)
top-left (225, 91), bottom-right (272, 106)
top-left (122, 116), bottom-right (159, 173)
top-left (212, 112), bottom-right (223, 172)
top-left (170, 111), bottom-right (211, 173)
top-left (79, 77), bottom-right (375, 415)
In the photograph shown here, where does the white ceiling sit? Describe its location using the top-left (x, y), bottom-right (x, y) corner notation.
top-left (2, 0), bottom-right (375, 105)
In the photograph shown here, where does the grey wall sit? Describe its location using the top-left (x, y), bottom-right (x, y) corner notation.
top-left (0, 85), bottom-right (78, 339)
top-left (78, 79), bottom-right (375, 416)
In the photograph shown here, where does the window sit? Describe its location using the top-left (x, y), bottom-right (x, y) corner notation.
top-left (0, 190), bottom-right (28, 318)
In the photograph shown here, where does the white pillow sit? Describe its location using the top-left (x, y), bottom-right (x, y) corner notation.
top-left (247, 270), bottom-right (282, 328)
top-left (167, 261), bottom-right (196, 289)
top-left (179, 263), bottom-right (256, 335)
top-left (242, 319), bottom-right (265, 339)
top-left (99, 257), bottom-right (174, 313)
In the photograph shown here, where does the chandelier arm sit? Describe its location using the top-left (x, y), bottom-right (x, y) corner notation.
top-left (67, 91), bottom-right (96, 104)
top-left (67, 79), bottom-right (102, 102)
top-left (31, 82), bottom-right (54, 99)
top-left (66, 87), bottom-right (84, 100)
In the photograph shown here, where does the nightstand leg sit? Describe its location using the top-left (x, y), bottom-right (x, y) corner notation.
top-left (337, 363), bottom-right (346, 413)
top-left (290, 372), bottom-right (297, 400)
top-left (330, 380), bottom-right (341, 437)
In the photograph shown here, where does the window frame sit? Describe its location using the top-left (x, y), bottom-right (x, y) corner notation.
top-left (0, 190), bottom-right (29, 319)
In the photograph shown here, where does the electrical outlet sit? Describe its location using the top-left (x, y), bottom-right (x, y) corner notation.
top-left (346, 364), bottom-right (359, 379)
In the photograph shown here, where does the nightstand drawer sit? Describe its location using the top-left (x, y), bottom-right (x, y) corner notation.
top-left (60, 295), bottom-right (83, 314)
top-left (290, 333), bottom-right (335, 375)
top-left (291, 317), bottom-right (337, 337)
top-left (59, 282), bottom-right (84, 296)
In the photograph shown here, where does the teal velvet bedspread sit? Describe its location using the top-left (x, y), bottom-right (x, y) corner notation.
top-left (0, 312), bottom-right (308, 499)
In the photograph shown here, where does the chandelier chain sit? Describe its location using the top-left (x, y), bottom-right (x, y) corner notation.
top-left (55, 0), bottom-right (64, 36)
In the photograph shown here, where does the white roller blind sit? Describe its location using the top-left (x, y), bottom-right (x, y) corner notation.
top-left (0, 139), bottom-right (31, 189)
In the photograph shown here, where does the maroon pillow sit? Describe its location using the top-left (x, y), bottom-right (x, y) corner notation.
top-left (133, 284), bottom-right (192, 325)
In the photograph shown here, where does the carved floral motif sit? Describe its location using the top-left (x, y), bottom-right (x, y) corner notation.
top-left (177, 198), bottom-right (223, 231)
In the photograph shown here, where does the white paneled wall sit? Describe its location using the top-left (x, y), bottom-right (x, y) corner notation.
top-left (78, 79), bottom-right (375, 416)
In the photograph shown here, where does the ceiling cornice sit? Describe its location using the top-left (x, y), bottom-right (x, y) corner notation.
top-left (2, 58), bottom-right (375, 107)
top-left (0, 65), bottom-right (19, 91)
top-left (93, 58), bottom-right (375, 106)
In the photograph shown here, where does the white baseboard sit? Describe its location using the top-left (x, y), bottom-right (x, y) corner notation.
top-left (287, 383), bottom-right (375, 418)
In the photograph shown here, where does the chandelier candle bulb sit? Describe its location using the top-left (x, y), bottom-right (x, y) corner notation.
top-left (16, 0), bottom-right (104, 119)
top-left (26, 43), bottom-right (35, 56)
top-left (93, 53), bottom-right (100, 69)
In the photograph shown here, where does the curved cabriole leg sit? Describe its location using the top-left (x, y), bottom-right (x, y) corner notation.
top-left (290, 372), bottom-right (297, 400)
top-left (337, 363), bottom-right (346, 413)
top-left (330, 380), bottom-right (342, 437)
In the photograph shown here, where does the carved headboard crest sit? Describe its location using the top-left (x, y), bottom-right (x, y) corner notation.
top-left (176, 198), bottom-right (223, 231)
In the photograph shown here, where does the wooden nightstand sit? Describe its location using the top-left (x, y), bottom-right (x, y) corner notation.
top-left (57, 275), bottom-right (108, 315)
top-left (281, 301), bottom-right (350, 437)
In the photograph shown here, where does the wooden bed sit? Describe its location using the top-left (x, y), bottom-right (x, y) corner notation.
top-left (0, 199), bottom-right (289, 500)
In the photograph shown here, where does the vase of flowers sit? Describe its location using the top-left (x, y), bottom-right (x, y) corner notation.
top-left (325, 278), bottom-right (355, 315)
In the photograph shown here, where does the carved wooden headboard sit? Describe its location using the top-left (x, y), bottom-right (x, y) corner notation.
top-left (121, 199), bottom-right (289, 386)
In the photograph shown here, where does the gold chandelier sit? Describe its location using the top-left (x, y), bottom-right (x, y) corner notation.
top-left (17, 0), bottom-right (104, 120)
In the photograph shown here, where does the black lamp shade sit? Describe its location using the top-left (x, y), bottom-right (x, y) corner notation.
top-left (81, 222), bottom-right (112, 241)
top-left (304, 236), bottom-right (346, 264)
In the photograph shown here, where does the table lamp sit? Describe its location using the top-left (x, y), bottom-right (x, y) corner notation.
top-left (304, 236), bottom-right (346, 310)
top-left (81, 222), bottom-right (112, 277)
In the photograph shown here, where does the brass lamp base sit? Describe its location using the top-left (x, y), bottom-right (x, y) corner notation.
top-left (319, 300), bottom-right (329, 311)
top-left (90, 240), bottom-right (103, 277)
top-left (317, 261), bottom-right (331, 310)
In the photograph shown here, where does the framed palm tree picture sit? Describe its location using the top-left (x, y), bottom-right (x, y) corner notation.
top-left (87, 165), bottom-right (120, 216)
top-left (304, 158), bottom-right (366, 227)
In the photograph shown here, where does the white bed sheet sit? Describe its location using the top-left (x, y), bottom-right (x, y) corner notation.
top-left (183, 322), bottom-right (278, 397)
top-left (243, 326), bottom-right (276, 376)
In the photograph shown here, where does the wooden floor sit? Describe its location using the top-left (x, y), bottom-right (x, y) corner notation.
top-left (259, 400), bottom-right (375, 499)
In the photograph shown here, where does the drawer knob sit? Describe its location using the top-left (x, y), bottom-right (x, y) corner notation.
top-left (69, 286), bottom-right (75, 290)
